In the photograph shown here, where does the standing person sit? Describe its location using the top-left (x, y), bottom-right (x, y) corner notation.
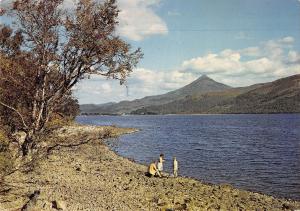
top-left (173, 157), bottom-right (178, 177)
top-left (159, 154), bottom-right (165, 171)
top-left (157, 159), bottom-right (163, 175)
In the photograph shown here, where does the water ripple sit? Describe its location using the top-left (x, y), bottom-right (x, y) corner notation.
top-left (77, 114), bottom-right (300, 200)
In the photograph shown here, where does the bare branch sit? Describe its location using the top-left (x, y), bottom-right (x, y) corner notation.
top-left (0, 101), bottom-right (28, 129)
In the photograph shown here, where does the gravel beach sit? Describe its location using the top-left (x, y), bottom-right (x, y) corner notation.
top-left (1, 125), bottom-right (299, 210)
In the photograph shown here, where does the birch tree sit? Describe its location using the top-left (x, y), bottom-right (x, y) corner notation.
top-left (0, 0), bottom-right (142, 155)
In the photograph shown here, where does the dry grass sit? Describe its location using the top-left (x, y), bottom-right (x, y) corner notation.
top-left (0, 130), bottom-right (14, 178)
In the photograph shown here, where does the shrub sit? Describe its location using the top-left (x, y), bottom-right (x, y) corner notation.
top-left (45, 117), bottom-right (73, 132)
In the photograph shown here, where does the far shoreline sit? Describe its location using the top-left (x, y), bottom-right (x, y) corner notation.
top-left (79, 112), bottom-right (300, 116)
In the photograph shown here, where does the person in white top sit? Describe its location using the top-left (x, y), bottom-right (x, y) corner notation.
top-left (157, 159), bottom-right (163, 173)
top-left (173, 157), bottom-right (178, 177)
top-left (158, 154), bottom-right (165, 172)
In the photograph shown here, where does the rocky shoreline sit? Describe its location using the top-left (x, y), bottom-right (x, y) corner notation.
top-left (0, 125), bottom-right (299, 210)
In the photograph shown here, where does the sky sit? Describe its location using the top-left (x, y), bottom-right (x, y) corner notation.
top-left (1, 0), bottom-right (300, 104)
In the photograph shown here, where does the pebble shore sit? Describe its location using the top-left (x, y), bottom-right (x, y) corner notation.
top-left (1, 125), bottom-right (299, 210)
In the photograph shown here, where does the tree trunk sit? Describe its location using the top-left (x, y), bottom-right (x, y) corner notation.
top-left (34, 102), bottom-right (44, 131)
top-left (21, 130), bottom-right (35, 156)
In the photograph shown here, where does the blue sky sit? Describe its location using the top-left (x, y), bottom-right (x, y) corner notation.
top-left (133, 0), bottom-right (300, 70)
top-left (1, 0), bottom-right (300, 104)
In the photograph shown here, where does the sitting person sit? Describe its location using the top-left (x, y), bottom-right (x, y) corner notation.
top-left (147, 161), bottom-right (161, 177)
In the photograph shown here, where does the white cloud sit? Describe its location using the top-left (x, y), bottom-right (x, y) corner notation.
top-left (288, 50), bottom-right (300, 63)
top-left (76, 36), bottom-right (300, 103)
top-left (65, 0), bottom-right (168, 41)
top-left (74, 77), bottom-right (126, 103)
top-left (75, 68), bottom-right (196, 103)
top-left (127, 68), bottom-right (195, 96)
top-left (281, 36), bottom-right (294, 44)
top-left (181, 36), bottom-right (300, 86)
top-left (117, 0), bottom-right (168, 41)
top-left (0, 0), bottom-right (168, 41)
top-left (182, 51), bottom-right (243, 76)
top-left (239, 47), bottom-right (261, 57)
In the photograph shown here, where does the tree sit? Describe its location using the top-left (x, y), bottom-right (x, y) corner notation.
top-left (0, 0), bottom-right (142, 156)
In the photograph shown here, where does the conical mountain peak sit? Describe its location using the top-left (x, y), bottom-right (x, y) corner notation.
top-left (198, 74), bottom-right (210, 80)
top-left (162, 74), bottom-right (231, 99)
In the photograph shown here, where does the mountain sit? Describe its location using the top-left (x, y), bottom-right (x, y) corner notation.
top-left (223, 74), bottom-right (300, 113)
top-left (156, 74), bottom-right (231, 100)
top-left (80, 74), bottom-right (300, 115)
top-left (80, 102), bottom-right (116, 114)
top-left (80, 75), bottom-right (231, 114)
top-left (131, 74), bottom-right (300, 114)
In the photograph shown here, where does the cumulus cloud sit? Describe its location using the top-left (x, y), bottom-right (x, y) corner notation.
top-left (128, 68), bottom-right (194, 92)
top-left (0, 0), bottom-right (168, 41)
top-left (117, 0), bottom-right (168, 41)
top-left (181, 36), bottom-right (300, 86)
top-left (288, 50), bottom-right (300, 63)
top-left (57, 0), bottom-right (169, 41)
top-left (75, 68), bottom-right (196, 103)
top-left (76, 36), bottom-right (300, 103)
top-left (104, 68), bottom-right (196, 100)
top-left (74, 76), bottom-right (126, 104)
top-left (239, 47), bottom-right (261, 57)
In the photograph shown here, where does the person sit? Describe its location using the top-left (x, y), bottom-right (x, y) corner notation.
top-left (157, 159), bottom-right (163, 174)
top-left (173, 157), bottom-right (178, 177)
top-left (159, 153), bottom-right (165, 171)
top-left (147, 161), bottom-right (161, 177)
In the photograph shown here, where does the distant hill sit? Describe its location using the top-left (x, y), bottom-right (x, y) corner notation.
top-left (80, 102), bottom-right (116, 114)
top-left (223, 74), bottom-right (300, 113)
top-left (80, 74), bottom-right (300, 115)
top-left (80, 75), bottom-right (231, 114)
top-left (156, 74), bottom-right (231, 100)
top-left (130, 84), bottom-right (264, 114)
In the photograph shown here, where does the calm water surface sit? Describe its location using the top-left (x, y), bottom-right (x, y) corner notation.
top-left (76, 114), bottom-right (300, 200)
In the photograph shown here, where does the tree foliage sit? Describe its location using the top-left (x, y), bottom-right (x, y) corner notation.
top-left (0, 0), bottom-right (142, 155)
